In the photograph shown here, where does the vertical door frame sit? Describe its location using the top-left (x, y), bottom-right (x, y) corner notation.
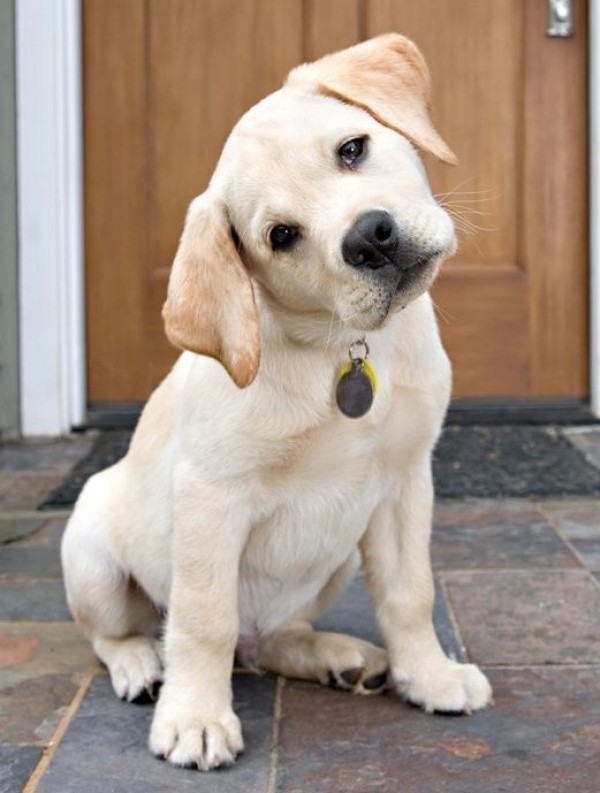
top-left (14, 1), bottom-right (600, 433)
top-left (15, 0), bottom-right (85, 435)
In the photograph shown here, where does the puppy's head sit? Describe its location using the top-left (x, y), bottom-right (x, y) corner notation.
top-left (163, 33), bottom-right (456, 387)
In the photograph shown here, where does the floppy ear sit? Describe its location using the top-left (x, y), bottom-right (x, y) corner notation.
top-left (287, 32), bottom-right (456, 165)
top-left (162, 192), bottom-right (260, 388)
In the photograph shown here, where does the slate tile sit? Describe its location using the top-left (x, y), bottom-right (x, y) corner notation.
top-left (563, 427), bottom-right (600, 470)
top-left (432, 580), bottom-right (466, 662)
top-left (434, 499), bottom-right (543, 528)
top-left (432, 501), bottom-right (578, 570)
top-left (566, 539), bottom-right (600, 571)
top-left (314, 576), bottom-right (381, 647)
top-left (542, 503), bottom-right (600, 571)
top-left (0, 745), bottom-right (43, 793)
top-left (0, 673), bottom-right (80, 745)
top-left (277, 667), bottom-right (600, 793)
top-left (444, 570), bottom-right (600, 665)
top-left (36, 674), bottom-right (276, 793)
top-left (0, 436), bottom-right (95, 474)
top-left (12, 518), bottom-right (67, 550)
top-left (314, 575), bottom-right (463, 662)
top-left (0, 516), bottom-right (45, 546)
top-left (0, 622), bottom-right (95, 680)
top-left (0, 548), bottom-right (62, 579)
top-left (0, 622), bottom-right (98, 744)
top-left (0, 581), bottom-right (70, 620)
top-left (0, 474), bottom-right (64, 510)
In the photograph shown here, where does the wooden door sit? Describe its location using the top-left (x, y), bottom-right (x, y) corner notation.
top-left (83, 0), bottom-right (588, 404)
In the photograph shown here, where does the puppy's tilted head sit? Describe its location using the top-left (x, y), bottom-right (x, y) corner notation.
top-left (163, 33), bottom-right (457, 387)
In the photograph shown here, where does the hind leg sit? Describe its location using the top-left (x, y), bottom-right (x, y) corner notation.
top-left (257, 552), bottom-right (388, 695)
top-left (258, 621), bottom-right (389, 694)
top-left (61, 505), bottom-right (164, 702)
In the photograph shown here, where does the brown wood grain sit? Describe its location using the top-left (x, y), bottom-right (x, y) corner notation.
top-left (523, 0), bottom-right (588, 396)
top-left (145, 0), bottom-right (305, 391)
top-left (303, 0), bottom-right (362, 60)
top-left (84, 0), bottom-right (149, 400)
top-left (368, 0), bottom-right (521, 264)
top-left (368, 0), bottom-right (587, 398)
top-left (432, 263), bottom-right (529, 396)
top-left (83, 0), bottom-right (589, 402)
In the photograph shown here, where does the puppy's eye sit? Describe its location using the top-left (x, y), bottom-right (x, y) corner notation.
top-left (270, 224), bottom-right (299, 251)
top-left (338, 136), bottom-right (367, 167)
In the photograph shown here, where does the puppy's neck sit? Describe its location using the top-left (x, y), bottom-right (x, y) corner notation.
top-left (254, 281), bottom-right (377, 356)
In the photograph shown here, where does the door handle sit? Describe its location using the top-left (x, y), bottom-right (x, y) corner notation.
top-left (547, 0), bottom-right (574, 37)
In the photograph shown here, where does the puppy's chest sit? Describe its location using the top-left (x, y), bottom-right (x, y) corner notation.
top-left (255, 418), bottom-right (379, 503)
top-left (245, 422), bottom-right (382, 572)
top-left (239, 425), bottom-right (383, 637)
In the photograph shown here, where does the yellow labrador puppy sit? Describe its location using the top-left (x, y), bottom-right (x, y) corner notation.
top-left (62, 33), bottom-right (492, 771)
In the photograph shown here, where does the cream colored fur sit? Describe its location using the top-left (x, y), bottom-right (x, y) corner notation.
top-left (61, 33), bottom-right (492, 772)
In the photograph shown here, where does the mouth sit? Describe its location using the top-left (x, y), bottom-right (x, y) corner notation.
top-left (393, 249), bottom-right (442, 294)
top-left (340, 247), bottom-right (447, 330)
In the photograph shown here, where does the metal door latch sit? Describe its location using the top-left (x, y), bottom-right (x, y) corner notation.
top-left (547, 0), bottom-right (574, 37)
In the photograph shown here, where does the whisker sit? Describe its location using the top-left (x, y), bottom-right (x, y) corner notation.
top-left (442, 203), bottom-right (493, 218)
top-left (431, 297), bottom-right (454, 325)
top-left (439, 195), bottom-right (498, 205)
top-left (444, 205), bottom-right (497, 235)
top-left (454, 217), bottom-right (496, 235)
top-left (433, 175), bottom-right (480, 198)
top-left (434, 180), bottom-right (497, 203)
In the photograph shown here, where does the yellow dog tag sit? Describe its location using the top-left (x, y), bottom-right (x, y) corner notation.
top-left (336, 353), bottom-right (378, 419)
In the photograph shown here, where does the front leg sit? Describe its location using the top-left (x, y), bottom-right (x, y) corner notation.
top-left (149, 483), bottom-right (247, 770)
top-left (360, 457), bottom-right (492, 714)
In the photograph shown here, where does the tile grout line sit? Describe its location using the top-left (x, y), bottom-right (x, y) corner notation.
top-left (439, 567), bottom-right (592, 578)
top-left (438, 575), bottom-right (469, 662)
top-left (265, 675), bottom-right (285, 793)
top-left (22, 672), bottom-right (95, 793)
top-left (537, 503), bottom-right (598, 576)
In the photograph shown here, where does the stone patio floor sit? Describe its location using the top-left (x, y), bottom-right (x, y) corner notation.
top-left (1, 433), bottom-right (600, 792)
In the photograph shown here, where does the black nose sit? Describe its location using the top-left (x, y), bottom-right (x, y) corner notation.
top-left (342, 210), bottom-right (428, 272)
top-left (342, 210), bottom-right (399, 270)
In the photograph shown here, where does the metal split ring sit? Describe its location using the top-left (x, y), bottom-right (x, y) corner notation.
top-left (348, 337), bottom-right (369, 362)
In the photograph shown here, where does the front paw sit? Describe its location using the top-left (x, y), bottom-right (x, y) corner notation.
top-left (394, 660), bottom-right (493, 715)
top-left (149, 696), bottom-right (244, 771)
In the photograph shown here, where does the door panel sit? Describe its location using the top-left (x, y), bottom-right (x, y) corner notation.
top-left (367, 0), bottom-right (588, 397)
top-left (84, 0), bottom-right (588, 403)
top-left (524, 0), bottom-right (588, 395)
top-left (370, 0), bottom-right (521, 264)
top-left (146, 0), bottom-right (306, 389)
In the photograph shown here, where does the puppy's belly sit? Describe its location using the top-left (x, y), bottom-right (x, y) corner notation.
top-left (237, 494), bottom-right (378, 638)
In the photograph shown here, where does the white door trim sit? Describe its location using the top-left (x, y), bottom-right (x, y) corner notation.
top-left (16, 0), bottom-right (85, 435)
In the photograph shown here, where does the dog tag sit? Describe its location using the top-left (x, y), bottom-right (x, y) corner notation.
top-left (336, 338), bottom-right (377, 418)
